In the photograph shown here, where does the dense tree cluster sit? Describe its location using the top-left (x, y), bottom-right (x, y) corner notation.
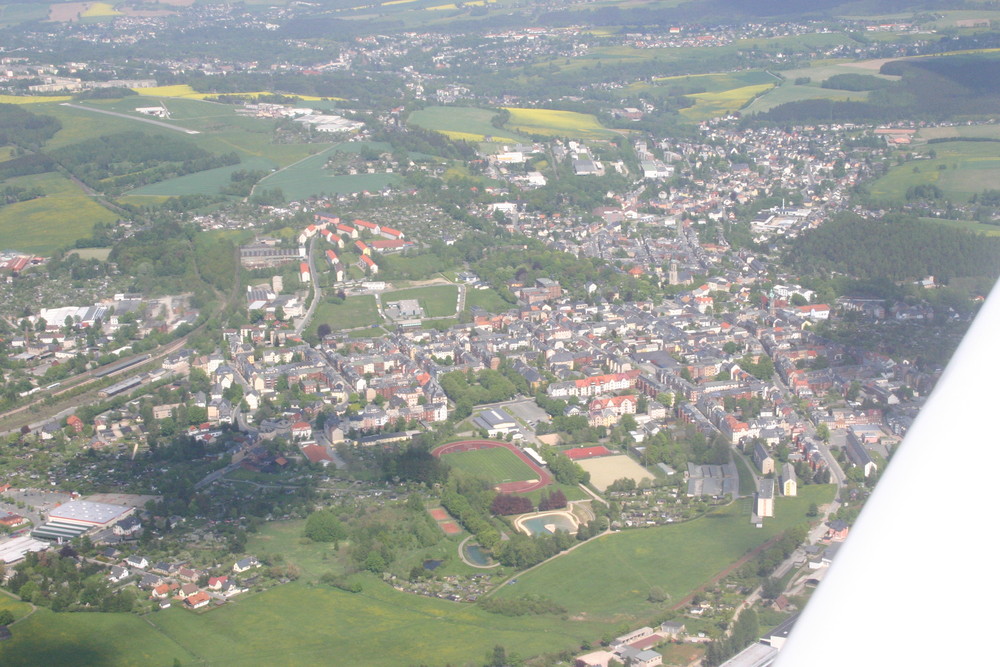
top-left (5, 549), bottom-right (137, 613)
top-left (490, 493), bottom-right (533, 516)
top-left (0, 104), bottom-right (61, 149)
top-left (479, 594), bottom-right (565, 617)
top-left (786, 213), bottom-right (1000, 282)
top-left (51, 131), bottom-right (240, 193)
top-left (538, 446), bottom-right (589, 486)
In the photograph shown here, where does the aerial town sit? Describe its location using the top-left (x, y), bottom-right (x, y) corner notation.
top-left (0, 1), bottom-right (997, 666)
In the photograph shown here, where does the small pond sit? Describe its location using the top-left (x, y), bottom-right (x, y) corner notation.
top-left (464, 543), bottom-right (492, 566)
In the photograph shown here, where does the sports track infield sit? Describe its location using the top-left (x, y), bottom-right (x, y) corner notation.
top-left (432, 439), bottom-right (552, 493)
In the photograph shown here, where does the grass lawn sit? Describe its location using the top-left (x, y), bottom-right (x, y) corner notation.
top-left (504, 107), bottom-right (619, 140)
top-left (733, 452), bottom-right (758, 496)
top-left (744, 82), bottom-right (869, 115)
top-left (466, 286), bottom-right (514, 313)
top-left (408, 105), bottom-right (527, 143)
top-left (0, 171), bottom-right (116, 254)
top-left (384, 284), bottom-right (458, 317)
top-left (246, 518), bottom-right (343, 580)
top-left (145, 577), bottom-right (601, 667)
top-left (494, 485), bottom-right (835, 623)
top-left (307, 294), bottom-right (381, 334)
top-left (441, 445), bottom-right (539, 484)
top-left (382, 252), bottom-right (460, 280)
top-left (0, 605), bottom-right (199, 667)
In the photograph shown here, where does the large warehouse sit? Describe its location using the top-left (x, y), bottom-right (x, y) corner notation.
top-left (32, 500), bottom-right (135, 542)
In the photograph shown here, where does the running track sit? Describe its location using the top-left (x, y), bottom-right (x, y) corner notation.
top-left (431, 439), bottom-right (553, 493)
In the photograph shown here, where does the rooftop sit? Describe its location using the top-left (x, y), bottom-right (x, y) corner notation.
top-left (48, 500), bottom-right (133, 526)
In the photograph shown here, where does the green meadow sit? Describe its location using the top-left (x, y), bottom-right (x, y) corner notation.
top-left (0, 172), bottom-right (117, 254)
top-left (868, 140), bottom-right (1000, 203)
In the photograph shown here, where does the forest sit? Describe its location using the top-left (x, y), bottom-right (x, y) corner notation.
top-left (0, 104), bottom-right (61, 150)
top-left (785, 213), bottom-right (1000, 283)
top-left (50, 131), bottom-right (240, 193)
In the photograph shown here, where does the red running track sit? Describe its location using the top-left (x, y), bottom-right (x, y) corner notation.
top-left (431, 439), bottom-right (553, 493)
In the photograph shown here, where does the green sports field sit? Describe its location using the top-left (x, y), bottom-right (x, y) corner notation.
top-left (441, 445), bottom-right (538, 484)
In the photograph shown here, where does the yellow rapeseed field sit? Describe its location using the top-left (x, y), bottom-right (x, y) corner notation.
top-left (81, 2), bottom-right (122, 17)
top-left (0, 94), bottom-right (71, 104)
top-left (503, 107), bottom-right (616, 139)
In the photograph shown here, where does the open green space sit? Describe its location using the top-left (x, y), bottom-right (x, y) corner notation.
top-left (384, 284), bottom-right (458, 317)
top-left (494, 485), bottom-right (835, 622)
top-left (127, 155), bottom-right (278, 197)
top-left (466, 286), bottom-right (514, 314)
top-left (408, 106), bottom-right (528, 143)
top-left (0, 483), bottom-right (832, 666)
top-left (307, 294), bottom-right (381, 334)
top-left (0, 171), bottom-right (116, 254)
top-left (0, 604), bottom-right (199, 667)
top-left (627, 70), bottom-right (776, 98)
top-left (679, 83), bottom-right (775, 121)
top-left (441, 445), bottom-right (538, 484)
top-left (744, 82), bottom-right (870, 114)
top-left (868, 140), bottom-right (1000, 203)
top-left (255, 143), bottom-right (402, 201)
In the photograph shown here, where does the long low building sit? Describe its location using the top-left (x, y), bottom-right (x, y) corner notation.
top-left (32, 500), bottom-right (135, 542)
top-left (0, 535), bottom-right (49, 564)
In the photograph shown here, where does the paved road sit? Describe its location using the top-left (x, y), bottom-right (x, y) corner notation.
top-left (60, 103), bottom-right (200, 134)
top-left (295, 238), bottom-right (320, 335)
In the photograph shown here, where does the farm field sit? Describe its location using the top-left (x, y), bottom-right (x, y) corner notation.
top-left (408, 105), bottom-right (527, 143)
top-left (577, 455), bottom-right (655, 491)
top-left (384, 284), bottom-right (458, 317)
top-left (493, 485), bottom-right (836, 623)
top-left (0, 94), bottom-right (71, 104)
top-left (626, 70), bottom-right (775, 98)
top-left (0, 172), bottom-right (116, 254)
top-left (441, 445), bottom-right (538, 484)
top-left (868, 140), bottom-right (1000, 203)
top-left (41, 100), bottom-right (324, 169)
top-left (679, 83), bottom-right (775, 121)
top-left (134, 84), bottom-right (338, 102)
top-left (744, 82), bottom-right (870, 114)
top-left (307, 294), bottom-right (381, 334)
top-left (503, 107), bottom-right (619, 140)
